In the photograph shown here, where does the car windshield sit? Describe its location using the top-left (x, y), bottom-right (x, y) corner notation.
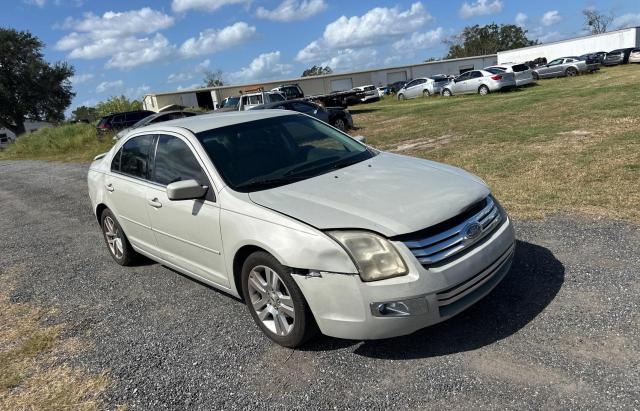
top-left (220, 97), bottom-right (240, 108)
top-left (196, 114), bottom-right (374, 192)
top-left (131, 115), bottom-right (156, 128)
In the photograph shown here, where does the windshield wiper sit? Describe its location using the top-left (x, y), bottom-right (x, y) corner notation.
top-left (236, 175), bottom-right (304, 191)
top-left (283, 156), bottom-right (341, 177)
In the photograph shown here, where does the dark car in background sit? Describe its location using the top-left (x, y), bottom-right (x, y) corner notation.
top-left (97, 110), bottom-right (154, 135)
top-left (114, 110), bottom-right (198, 139)
top-left (271, 84), bottom-right (305, 100)
top-left (580, 51), bottom-right (607, 65)
top-left (388, 81), bottom-right (408, 94)
top-left (251, 99), bottom-right (354, 131)
top-left (603, 48), bottom-right (635, 66)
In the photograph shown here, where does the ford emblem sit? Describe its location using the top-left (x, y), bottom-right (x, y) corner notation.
top-left (464, 222), bottom-right (482, 241)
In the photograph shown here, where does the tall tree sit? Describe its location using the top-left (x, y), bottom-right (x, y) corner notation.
top-left (203, 69), bottom-right (224, 87)
top-left (95, 96), bottom-right (142, 118)
top-left (0, 28), bottom-right (74, 135)
top-left (445, 23), bottom-right (537, 59)
top-left (71, 105), bottom-right (99, 123)
top-left (302, 65), bottom-right (333, 77)
top-left (582, 9), bottom-right (613, 34)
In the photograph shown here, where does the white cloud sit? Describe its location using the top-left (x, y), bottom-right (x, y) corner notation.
top-left (69, 73), bottom-right (94, 84)
top-left (106, 34), bottom-right (175, 69)
top-left (515, 12), bottom-right (528, 27)
top-left (256, 0), bottom-right (327, 22)
top-left (125, 84), bottom-right (151, 99)
top-left (320, 48), bottom-right (378, 72)
top-left (228, 51), bottom-right (293, 83)
top-left (168, 59), bottom-right (211, 84)
top-left (172, 0), bottom-right (248, 13)
top-left (296, 2), bottom-right (432, 63)
top-left (612, 13), bottom-right (640, 29)
top-left (23, 0), bottom-right (46, 7)
top-left (393, 28), bottom-right (444, 52)
top-left (96, 80), bottom-right (123, 93)
top-left (179, 22), bottom-right (257, 58)
top-left (541, 10), bottom-right (561, 26)
top-left (459, 0), bottom-right (503, 19)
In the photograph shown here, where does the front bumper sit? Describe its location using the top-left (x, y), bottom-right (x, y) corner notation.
top-left (293, 216), bottom-right (516, 340)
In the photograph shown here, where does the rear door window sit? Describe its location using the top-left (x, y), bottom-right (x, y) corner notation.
top-left (512, 64), bottom-right (529, 72)
top-left (290, 102), bottom-right (317, 114)
top-left (119, 135), bottom-right (155, 179)
top-left (470, 71), bottom-right (483, 79)
top-left (152, 135), bottom-right (208, 186)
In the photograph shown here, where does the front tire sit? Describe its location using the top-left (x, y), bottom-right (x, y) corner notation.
top-left (100, 208), bottom-right (137, 266)
top-left (423, 89), bottom-right (431, 97)
top-left (241, 252), bottom-right (317, 347)
top-left (397, 93), bottom-right (405, 101)
top-left (442, 89), bottom-right (452, 97)
top-left (332, 117), bottom-right (347, 131)
top-left (532, 72), bottom-right (539, 80)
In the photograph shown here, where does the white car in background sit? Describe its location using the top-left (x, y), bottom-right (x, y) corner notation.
top-left (88, 110), bottom-right (515, 347)
top-left (397, 75), bottom-right (451, 100)
top-left (352, 85), bottom-right (380, 103)
top-left (484, 63), bottom-right (535, 87)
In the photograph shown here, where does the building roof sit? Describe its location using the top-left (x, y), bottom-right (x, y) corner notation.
top-left (497, 26), bottom-right (639, 54)
top-left (146, 54), bottom-right (498, 97)
top-left (137, 109), bottom-right (292, 134)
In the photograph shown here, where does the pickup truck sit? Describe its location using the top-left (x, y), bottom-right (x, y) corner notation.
top-left (217, 91), bottom-right (286, 111)
top-left (532, 56), bottom-right (599, 79)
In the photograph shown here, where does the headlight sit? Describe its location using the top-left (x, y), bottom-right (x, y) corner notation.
top-left (327, 231), bottom-right (408, 282)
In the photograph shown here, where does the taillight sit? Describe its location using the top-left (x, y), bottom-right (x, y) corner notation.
top-left (99, 123), bottom-right (110, 129)
top-left (491, 75), bottom-right (503, 80)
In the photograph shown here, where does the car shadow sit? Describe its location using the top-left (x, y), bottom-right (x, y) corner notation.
top-left (301, 240), bottom-right (564, 359)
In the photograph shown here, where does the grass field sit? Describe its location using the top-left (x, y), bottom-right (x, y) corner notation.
top-left (351, 64), bottom-right (640, 222)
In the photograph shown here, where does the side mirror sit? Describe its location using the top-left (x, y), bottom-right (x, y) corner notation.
top-left (353, 135), bottom-right (367, 144)
top-left (167, 179), bottom-right (208, 201)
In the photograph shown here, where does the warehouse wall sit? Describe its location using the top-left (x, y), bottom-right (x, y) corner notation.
top-left (497, 27), bottom-right (639, 64)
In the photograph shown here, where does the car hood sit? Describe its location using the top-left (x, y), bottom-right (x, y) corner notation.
top-left (248, 152), bottom-right (490, 237)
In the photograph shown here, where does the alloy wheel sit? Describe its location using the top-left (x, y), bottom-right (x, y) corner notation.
top-left (247, 265), bottom-right (296, 336)
top-left (334, 118), bottom-right (346, 131)
top-left (479, 86), bottom-right (489, 95)
top-left (103, 216), bottom-right (124, 259)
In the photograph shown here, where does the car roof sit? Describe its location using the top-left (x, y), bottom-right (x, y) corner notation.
top-left (134, 110), bottom-right (294, 134)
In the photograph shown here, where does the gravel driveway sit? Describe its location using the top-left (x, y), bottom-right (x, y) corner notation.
top-left (1, 160), bottom-right (638, 409)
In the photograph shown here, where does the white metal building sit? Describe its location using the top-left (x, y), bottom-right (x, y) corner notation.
top-left (143, 55), bottom-right (497, 112)
top-left (497, 26), bottom-right (640, 64)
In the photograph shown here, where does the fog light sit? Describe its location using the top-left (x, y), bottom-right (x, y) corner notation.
top-left (372, 301), bottom-right (410, 317)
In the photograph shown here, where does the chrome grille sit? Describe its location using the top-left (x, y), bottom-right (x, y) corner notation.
top-left (402, 196), bottom-right (503, 266)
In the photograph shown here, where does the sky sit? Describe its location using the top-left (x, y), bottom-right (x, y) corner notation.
top-left (3, 0), bottom-right (640, 113)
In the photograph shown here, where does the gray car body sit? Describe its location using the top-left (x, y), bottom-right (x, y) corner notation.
top-left (442, 70), bottom-right (516, 96)
top-left (87, 110), bottom-right (515, 340)
top-left (532, 57), bottom-right (597, 79)
top-left (397, 76), bottom-right (449, 99)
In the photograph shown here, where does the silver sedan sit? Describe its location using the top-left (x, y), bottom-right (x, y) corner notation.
top-left (442, 70), bottom-right (516, 96)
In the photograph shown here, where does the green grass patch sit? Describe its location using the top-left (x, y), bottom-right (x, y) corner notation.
top-left (0, 123), bottom-right (113, 162)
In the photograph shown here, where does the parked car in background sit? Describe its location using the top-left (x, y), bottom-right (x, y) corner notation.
top-left (0, 131), bottom-right (16, 149)
top-left (629, 48), bottom-right (640, 64)
top-left (88, 110), bottom-right (515, 347)
top-left (377, 87), bottom-right (388, 97)
top-left (397, 78), bottom-right (434, 100)
top-left (271, 84), bottom-right (304, 100)
top-left (484, 64), bottom-right (534, 87)
top-left (97, 110), bottom-right (154, 135)
top-left (532, 57), bottom-right (598, 79)
top-left (441, 70), bottom-right (516, 96)
top-left (388, 81), bottom-right (407, 94)
top-left (250, 99), bottom-right (353, 131)
top-left (580, 52), bottom-right (607, 65)
top-left (217, 91), bottom-right (285, 111)
top-left (115, 111), bottom-right (197, 140)
top-left (352, 85), bottom-right (380, 103)
top-left (603, 48), bottom-right (635, 66)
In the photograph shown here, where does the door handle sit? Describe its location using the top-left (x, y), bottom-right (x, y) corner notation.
top-left (148, 198), bottom-right (162, 208)
top-left (105, 183), bottom-right (114, 192)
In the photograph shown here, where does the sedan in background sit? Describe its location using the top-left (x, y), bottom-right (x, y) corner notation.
top-left (628, 48), bottom-right (640, 64)
top-left (352, 85), bottom-right (380, 103)
top-left (532, 57), bottom-right (598, 79)
top-left (397, 75), bottom-right (450, 100)
top-left (441, 70), bottom-right (516, 96)
top-left (484, 64), bottom-right (534, 87)
top-left (251, 99), bottom-right (353, 131)
top-left (603, 48), bottom-right (635, 66)
top-left (115, 111), bottom-right (197, 140)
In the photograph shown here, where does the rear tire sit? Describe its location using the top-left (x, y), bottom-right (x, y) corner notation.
top-left (100, 208), bottom-right (137, 266)
top-left (241, 251), bottom-right (318, 348)
top-left (332, 117), bottom-right (347, 131)
top-left (423, 89), bottom-right (431, 97)
top-left (566, 67), bottom-right (578, 77)
top-left (478, 85), bottom-right (490, 95)
top-left (442, 89), bottom-right (452, 97)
